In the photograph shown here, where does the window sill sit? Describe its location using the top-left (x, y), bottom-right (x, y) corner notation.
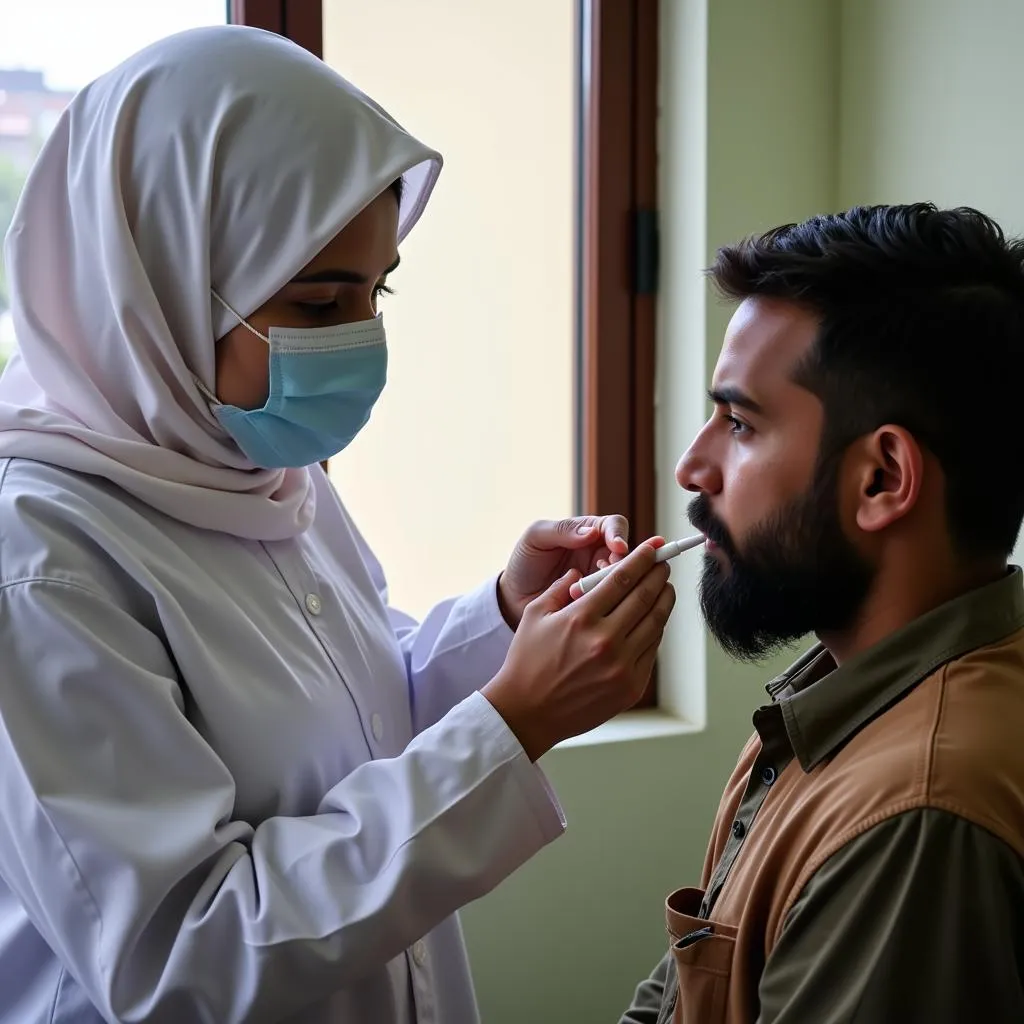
top-left (554, 708), bottom-right (702, 750)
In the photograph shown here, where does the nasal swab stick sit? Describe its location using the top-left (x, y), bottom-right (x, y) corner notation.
top-left (574, 533), bottom-right (706, 596)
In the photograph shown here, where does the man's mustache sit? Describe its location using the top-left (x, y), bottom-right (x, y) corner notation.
top-left (687, 495), bottom-right (737, 559)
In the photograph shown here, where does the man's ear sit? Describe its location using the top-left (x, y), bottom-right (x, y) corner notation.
top-left (853, 426), bottom-right (924, 534)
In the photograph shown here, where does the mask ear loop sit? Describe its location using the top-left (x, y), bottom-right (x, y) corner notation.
top-left (193, 374), bottom-right (219, 405)
top-left (211, 290), bottom-right (271, 344)
top-left (196, 290), bottom-right (273, 406)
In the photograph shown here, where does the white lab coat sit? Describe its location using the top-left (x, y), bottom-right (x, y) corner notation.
top-left (0, 458), bottom-right (565, 1023)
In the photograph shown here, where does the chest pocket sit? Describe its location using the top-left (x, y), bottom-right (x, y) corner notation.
top-left (663, 887), bottom-right (737, 1024)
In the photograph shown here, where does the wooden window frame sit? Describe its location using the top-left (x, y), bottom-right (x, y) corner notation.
top-left (229, 0), bottom-right (322, 57)
top-left (234, 0), bottom-right (661, 706)
top-left (577, 0), bottom-right (660, 705)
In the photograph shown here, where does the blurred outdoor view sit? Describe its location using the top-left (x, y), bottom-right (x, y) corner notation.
top-left (0, 0), bottom-right (226, 374)
top-left (0, 70), bottom-right (74, 373)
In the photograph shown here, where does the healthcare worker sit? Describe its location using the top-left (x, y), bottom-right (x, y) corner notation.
top-left (0, 25), bottom-right (675, 1024)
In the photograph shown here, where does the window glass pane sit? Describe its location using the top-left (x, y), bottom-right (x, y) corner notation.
top-left (323, 1), bottom-right (577, 619)
top-left (0, 0), bottom-right (226, 370)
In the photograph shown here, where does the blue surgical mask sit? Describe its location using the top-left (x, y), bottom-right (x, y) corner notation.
top-left (200, 291), bottom-right (388, 468)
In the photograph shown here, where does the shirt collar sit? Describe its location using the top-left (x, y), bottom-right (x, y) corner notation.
top-left (763, 566), bottom-right (1024, 772)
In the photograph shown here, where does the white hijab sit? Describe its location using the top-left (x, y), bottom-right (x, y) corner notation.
top-left (0, 26), bottom-right (441, 540)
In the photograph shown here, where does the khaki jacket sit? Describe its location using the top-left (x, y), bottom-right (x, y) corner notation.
top-left (624, 568), bottom-right (1024, 1023)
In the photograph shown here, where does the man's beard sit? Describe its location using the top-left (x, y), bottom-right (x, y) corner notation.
top-left (687, 451), bottom-right (874, 662)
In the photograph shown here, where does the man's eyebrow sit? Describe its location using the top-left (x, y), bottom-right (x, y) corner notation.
top-left (290, 254), bottom-right (401, 286)
top-left (707, 385), bottom-right (765, 416)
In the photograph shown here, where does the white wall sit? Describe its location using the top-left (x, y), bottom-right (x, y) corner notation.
top-left (323, 1), bottom-right (576, 621)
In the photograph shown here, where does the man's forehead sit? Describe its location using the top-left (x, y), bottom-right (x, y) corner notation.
top-left (712, 296), bottom-right (819, 395)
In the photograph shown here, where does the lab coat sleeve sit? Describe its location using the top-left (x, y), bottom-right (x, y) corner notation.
top-left (0, 578), bottom-right (565, 1024)
top-left (352, 522), bottom-right (516, 734)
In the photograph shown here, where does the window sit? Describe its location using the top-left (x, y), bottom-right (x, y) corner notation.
top-left (235, 0), bottom-right (661, 703)
top-left (321, 2), bottom-right (578, 621)
top-left (0, 0), bottom-right (227, 373)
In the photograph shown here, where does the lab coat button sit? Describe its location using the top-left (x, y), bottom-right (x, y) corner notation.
top-left (413, 940), bottom-right (427, 966)
top-left (371, 713), bottom-right (384, 741)
top-left (305, 593), bottom-right (322, 615)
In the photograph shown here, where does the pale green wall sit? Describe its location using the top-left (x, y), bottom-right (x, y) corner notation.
top-left (839, 0), bottom-right (1024, 233)
top-left (461, 2), bottom-right (839, 1020)
top-left (464, 1), bottom-right (1024, 1019)
top-left (838, 0), bottom-right (1024, 565)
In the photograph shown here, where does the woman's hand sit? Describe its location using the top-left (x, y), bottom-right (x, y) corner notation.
top-left (483, 540), bottom-right (676, 761)
top-left (496, 515), bottom-right (630, 630)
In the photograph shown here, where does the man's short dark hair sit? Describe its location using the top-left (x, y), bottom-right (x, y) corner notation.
top-left (708, 203), bottom-right (1024, 561)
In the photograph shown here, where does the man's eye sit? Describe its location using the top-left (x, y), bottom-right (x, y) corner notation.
top-left (373, 282), bottom-right (395, 299)
top-left (723, 414), bottom-right (751, 435)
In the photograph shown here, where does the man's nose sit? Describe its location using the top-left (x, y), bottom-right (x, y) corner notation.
top-left (675, 435), bottom-right (722, 495)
